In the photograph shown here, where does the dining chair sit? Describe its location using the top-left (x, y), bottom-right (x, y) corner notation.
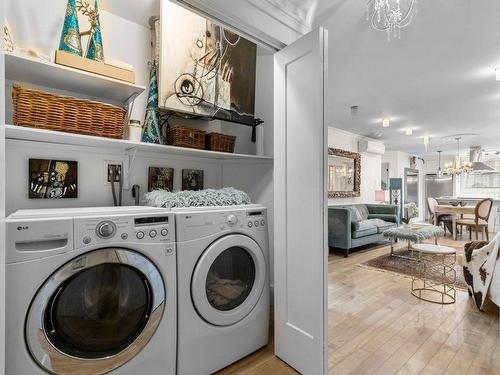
top-left (427, 197), bottom-right (453, 234)
top-left (456, 198), bottom-right (493, 241)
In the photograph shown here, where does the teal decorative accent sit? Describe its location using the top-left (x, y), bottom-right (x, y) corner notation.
top-left (142, 61), bottom-right (161, 144)
top-left (58, 0), bottom-right (83, 56)
top-left (86, 0), bottom-right (104, 61)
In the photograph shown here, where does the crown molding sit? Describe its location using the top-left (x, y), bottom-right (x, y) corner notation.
top-left (246, 0), bottom-right (312, 34)
top-left (173, 0), bottom-right (311, 49)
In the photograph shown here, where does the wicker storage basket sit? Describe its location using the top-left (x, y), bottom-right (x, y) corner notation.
top-left (206, 133), bottom-right (236, 153)
top-left (166, 125), bottom-right (206, 150)
top-left (12, 85), bottom-right (126, 139)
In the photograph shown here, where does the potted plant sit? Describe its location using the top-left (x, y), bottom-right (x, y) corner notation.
top-left (403, 202), bottom-right (418, 225)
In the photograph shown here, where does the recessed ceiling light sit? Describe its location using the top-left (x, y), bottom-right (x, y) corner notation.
top-left (382, 118), bottom-right (390, 127)
top-left (405, 128), bottom-right (413, 136)
top-left (495, 67), bottom-right (500, 81)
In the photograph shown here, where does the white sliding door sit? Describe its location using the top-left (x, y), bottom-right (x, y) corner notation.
top-left (273, 28), bottom-right (328, 375)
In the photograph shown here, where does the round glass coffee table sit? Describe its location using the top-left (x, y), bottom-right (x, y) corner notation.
top-left (410, 244), bottom-right (457, 304)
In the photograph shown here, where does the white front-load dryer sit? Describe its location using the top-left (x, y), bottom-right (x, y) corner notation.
top-left (174, 205), bottom-right (270, 375)
top-left (5, 206), bottom-right (177, 375)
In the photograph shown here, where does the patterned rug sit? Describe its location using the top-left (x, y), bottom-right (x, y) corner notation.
top-left (360, 249), bottom-right (468, 290)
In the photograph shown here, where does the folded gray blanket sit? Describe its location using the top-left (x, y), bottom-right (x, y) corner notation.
top-left (144, 187), bottom-right (251, 208)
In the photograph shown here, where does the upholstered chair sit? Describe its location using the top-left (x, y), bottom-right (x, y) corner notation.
top-left (456, 198), bottom-right (493, 241)
top-left (427, 197), bottom-right (453, 234)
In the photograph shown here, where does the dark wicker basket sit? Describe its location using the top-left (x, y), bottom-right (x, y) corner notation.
top-left (166, 125), bottom-right (206, 149)
top-left (206, 133), bottom-right (236, 153)
top-left (12, 84), bottom-right (126, 139)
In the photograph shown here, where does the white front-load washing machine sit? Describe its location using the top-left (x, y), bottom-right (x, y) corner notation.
top-left (5, 206), bottom-right (177, 375)
top-left (174, 205), bottom-right (270, 375)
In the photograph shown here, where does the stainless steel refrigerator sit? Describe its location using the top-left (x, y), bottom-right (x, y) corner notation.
top-left (425, 174), bottom-right (454, 219)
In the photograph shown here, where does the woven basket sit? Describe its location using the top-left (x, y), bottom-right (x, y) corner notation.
top-left (12, 85), bottom-right (126, 139)
top-left (206, 133), bottom-right (236, 153)
top-left (166, 125), bottom-right (206, 150)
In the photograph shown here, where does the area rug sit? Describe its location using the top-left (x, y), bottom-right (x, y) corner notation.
top-left (360, 249), bottom-right (468, 290)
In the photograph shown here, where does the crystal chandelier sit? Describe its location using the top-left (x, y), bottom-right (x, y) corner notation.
top-left (366, 0), bottom-right (418, 41)
top-left (445, 137), bottom-right (472, 176)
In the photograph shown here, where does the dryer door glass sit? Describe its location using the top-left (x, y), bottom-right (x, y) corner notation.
top-left (44, 263), bottom-right (152, 359)
top-left (191, 234), bottom-right (267, 326)
top-left (206, 246), bottom-right (256, 311)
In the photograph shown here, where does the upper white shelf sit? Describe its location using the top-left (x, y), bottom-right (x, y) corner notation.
top-left (5, 52), bottom-right (146, 103)
top-left (5, 125), bottom-right (273, 162)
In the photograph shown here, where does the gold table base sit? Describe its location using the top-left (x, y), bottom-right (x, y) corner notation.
top-left (410, 250), bottom-right (457, 305)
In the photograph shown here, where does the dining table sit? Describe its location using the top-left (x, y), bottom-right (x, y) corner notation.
top-left (433, 204), bottom-right (475, 240)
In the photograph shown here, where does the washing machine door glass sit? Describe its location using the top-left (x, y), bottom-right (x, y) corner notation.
top-left (191, 234), bottom-right (266, 326)
top-left (26, 248), bottom-right (165, 375)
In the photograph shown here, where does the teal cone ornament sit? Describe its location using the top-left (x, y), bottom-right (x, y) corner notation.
top-left (142, 62), bottom-right (161, 144)
top-left (85, 0), bottom-right (104, 62)
top-left (58, 0), bottom-right (83, 56)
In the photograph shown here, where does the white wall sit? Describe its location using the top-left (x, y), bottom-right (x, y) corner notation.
top-left (0, 13), bottom-right (6, 375)
top-left (383, 151), bottom-right (428, 221)
top-left (328, 127), bottom-right (383, 205)
top-left (5, 140), bottom-right (220, 214)
top-left (5, 0), bottom-right (150, 120)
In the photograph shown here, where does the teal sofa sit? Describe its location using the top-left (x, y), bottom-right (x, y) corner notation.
top-left (328, 204), bottom-right (400, 257)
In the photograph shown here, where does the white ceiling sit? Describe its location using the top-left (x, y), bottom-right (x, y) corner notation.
top-left (312, 0), bottom-right (500, 156)
top-left (99, 0), bottom-right (160, 26)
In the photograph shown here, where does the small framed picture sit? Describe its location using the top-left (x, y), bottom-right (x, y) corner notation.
top-left (148, 167), bottom-right (174, 192)
top-left (29, 159), bottom-right (78, 199)
top-left (182, 169), bottom-right (204, 191)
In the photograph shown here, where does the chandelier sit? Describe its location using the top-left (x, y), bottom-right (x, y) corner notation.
top-left (445, 137), bottom-right (472, 176)
top-left (366, 0), bottom-right (418, 41)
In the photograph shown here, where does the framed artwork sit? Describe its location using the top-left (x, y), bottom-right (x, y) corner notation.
top-left (182, 169), bottom-right (204, 191)
top-left (148, 167), bottom-right (174, 192)
top-left (160, 2), bottom-right (257, 126)
top-left (29, 159), bottom-right (78, 199)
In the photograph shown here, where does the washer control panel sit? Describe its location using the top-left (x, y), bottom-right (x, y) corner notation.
top-left (74, 212), bottom-right (174, 247)
top-left (96, 220), bottom-right (116, 239)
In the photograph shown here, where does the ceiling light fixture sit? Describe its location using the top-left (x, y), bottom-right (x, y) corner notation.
top-left (382, 118), bottom-right (390, 127)
top-left (436, 150), bottom-right (443, 177)
top-left (495, 67), bottom-right (500, 81)
top-left (366, 0), bottom-right (418, 41)
top-left (444, 137), bottom-right (472, 175)
top-left (405, 128), bottom-right (413, 136)
top-left (423, 135), bottom-right (430, 151)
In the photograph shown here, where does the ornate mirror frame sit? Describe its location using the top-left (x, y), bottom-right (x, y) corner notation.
top-left (328, 148), bottom-right (361, 198)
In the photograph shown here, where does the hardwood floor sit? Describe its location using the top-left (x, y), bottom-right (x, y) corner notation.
top-left (218, 235), bottom-right (499, 375)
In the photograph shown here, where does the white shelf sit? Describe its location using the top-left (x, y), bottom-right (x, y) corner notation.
top-left (5, 125), bottom-right (273, 162)
top-left (5, 52), bottom-right (146, 103)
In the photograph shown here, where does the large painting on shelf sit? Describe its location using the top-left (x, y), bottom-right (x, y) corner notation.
top-left (160, 2), bottom-right (257, 126)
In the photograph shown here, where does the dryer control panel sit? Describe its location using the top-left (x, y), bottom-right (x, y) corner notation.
top-left (74, 213), bottom-right (175, 247)
top-left (175, 207), bottom-right (268, 241)
top-left (245, 210), bottom-right (267, 230)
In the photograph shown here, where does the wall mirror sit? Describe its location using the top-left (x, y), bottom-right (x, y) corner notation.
top-left (328, 148), bottom-right (361, 198)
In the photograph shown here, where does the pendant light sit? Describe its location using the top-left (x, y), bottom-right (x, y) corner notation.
top-left (436, 150), bottom-right (443, 177)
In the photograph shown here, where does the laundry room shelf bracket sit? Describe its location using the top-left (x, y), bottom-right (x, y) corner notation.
top-left (123, 146), bottom-right (139, 190)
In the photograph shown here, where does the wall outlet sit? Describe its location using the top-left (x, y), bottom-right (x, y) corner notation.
top-left (106, 163), bottom-right (122, 183)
